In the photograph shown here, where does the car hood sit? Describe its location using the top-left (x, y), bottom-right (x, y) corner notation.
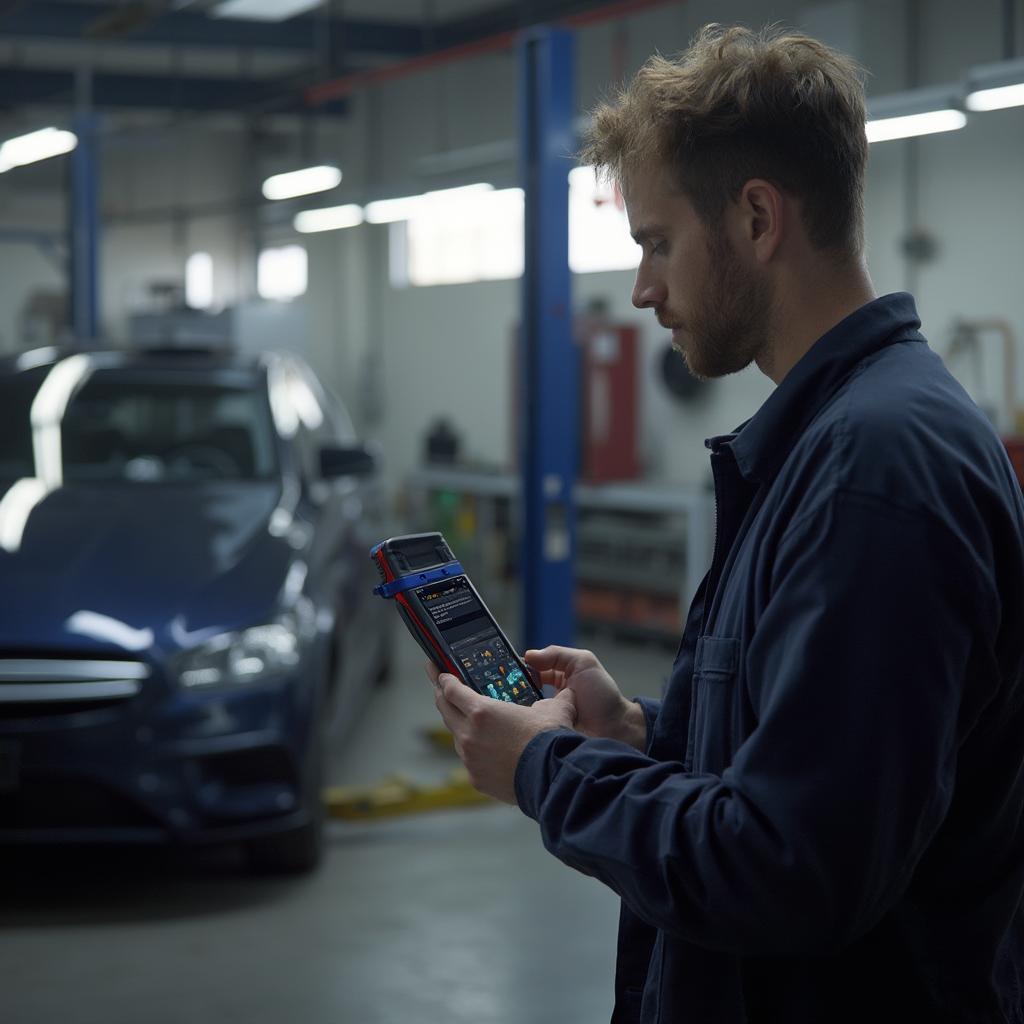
top-left (0, 481), bottom-right (298, 654)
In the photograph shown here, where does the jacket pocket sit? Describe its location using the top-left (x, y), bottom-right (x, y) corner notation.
top-left (686, 635), bottom-right (741, 774)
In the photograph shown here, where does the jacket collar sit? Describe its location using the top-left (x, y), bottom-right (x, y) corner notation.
top-left (705, 292), bottom-right (924, 483)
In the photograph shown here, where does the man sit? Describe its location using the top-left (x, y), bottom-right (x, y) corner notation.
top-left (430, 24), bottom-right (1024, 1023)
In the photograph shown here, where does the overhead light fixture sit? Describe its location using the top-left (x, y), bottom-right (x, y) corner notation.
top-left (865, 87), bottom-right (966, 143)
top-left (364, 183), bottom-right (493, 224)
top-left (212, 0), bottom-right (320, 21)
top-left (262, 165), bottom-right (342, 201)
top-left (0, 127), bottom-right (78, 173)
top-left (966, 56), bottom-right (1024, 111)
top-left (294, 204), bottom-right (364, 233)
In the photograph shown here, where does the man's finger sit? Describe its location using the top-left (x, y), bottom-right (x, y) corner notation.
top-left (434, 680), bottom-right (466, 729)
top-left (552, 687), bottom-right (577, 710)
top-left (524, 645), bottom-right (594, 674)
top-left (439, 674), bottom-right (490, 714)
top-left (532, 668), bottom-right (565, 688)
top-left (533, 687), bottom-right (577, 719)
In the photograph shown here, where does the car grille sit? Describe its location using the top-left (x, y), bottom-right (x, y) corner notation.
top-left (0, 777), bottom-right (164, 830)
top-left (0, 658), bottom-right (150, 719)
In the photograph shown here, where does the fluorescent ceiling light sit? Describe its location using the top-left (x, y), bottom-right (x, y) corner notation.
top-left (262, 165), bottom-right (341, 201)
top-left (0, 127), bottom-right (77, 173)
top-left (966, 57), bottom-right (1024, 111)
top-left (364, 183), bottom-right (493, 224)
top-left (866, 109), bottom-right (966, 143)
top-left (865, 87), bottom-right (966, 143)
top-left (967, 83), bottom-right (1024, 111)
top-left (294, 204), bottom-right (364, 233)
top-left (213, 0), bottom-right (320, 20)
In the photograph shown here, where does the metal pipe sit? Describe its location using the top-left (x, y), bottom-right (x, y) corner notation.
top-left (1003, 0), bottom-right (1017, 59)
top-left (947, 319), bottom-right (1020, 434)
top-left (69, 69), bottom-right (99, 345)
top-left (306, 29), bottom-right (519, 104)
top-left (305, 0), bottom-right (678, 106)
top-left (973, 319), bottom-right (1017, 433)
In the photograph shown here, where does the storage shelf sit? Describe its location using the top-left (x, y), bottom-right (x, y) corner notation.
top-left (405, 465), bottom-right (714, 639)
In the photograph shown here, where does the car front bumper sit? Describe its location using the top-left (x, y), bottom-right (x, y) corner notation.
top-left (0, 651), bottom-right (324, 845)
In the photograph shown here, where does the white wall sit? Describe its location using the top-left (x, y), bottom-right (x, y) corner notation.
top-left (0, 187), bottom-right (66, 353)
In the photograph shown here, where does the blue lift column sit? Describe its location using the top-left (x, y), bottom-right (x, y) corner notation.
top-left (517, 27), bottom-right (577, 652)
top-left (70, 72), bottom-right (100, 344)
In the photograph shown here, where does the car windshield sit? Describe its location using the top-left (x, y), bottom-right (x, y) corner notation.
top-left (0, 364), bottom-right (279, 483)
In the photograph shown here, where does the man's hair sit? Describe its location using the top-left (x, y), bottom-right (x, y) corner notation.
top-left (581, 24), bottom-right (869, 258)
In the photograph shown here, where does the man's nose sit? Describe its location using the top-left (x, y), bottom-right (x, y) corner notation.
top-left (632, 270), bottom-right (665, 309)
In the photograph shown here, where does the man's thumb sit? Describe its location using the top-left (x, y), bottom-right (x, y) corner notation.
top-left (552, 687), bottom-right (577, 720)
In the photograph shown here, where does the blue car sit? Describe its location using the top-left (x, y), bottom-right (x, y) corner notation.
top-left (0, 345), bottom-right (392, 871)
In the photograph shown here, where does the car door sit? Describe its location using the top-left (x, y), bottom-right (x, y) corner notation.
top-left (287, 359), bottom-right (385, 733)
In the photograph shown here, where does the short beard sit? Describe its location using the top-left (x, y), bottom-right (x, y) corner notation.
top-left (673, 231), bottom-right (774, 380)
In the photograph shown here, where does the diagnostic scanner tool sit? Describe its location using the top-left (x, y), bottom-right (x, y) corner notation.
top-left (371, 532), bottom-right (543, 706)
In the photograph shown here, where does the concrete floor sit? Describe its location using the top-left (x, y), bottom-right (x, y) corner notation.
top-left (0, 627), bottom-right (672, 1024)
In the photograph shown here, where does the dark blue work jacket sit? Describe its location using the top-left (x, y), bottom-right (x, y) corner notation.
top-left (516, 293), bottom-right (1024, 1023)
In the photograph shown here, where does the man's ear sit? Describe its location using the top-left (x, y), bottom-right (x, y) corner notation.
top-left (738, 178), bottom-right (784, 264)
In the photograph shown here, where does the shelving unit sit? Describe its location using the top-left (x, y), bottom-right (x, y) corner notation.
top-left (404, 466), bottom-right (714, 642)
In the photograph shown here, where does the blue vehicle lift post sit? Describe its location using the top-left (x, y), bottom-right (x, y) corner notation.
top-left (517, 27), bottom-right (577, 652)
top-left (70, 70), bottom-right (100, 345)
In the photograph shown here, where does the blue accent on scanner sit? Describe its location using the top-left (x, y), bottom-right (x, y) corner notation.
top-left (373, 562), bottom-right (465, 599)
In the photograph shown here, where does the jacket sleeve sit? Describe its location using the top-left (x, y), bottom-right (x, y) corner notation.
top-left (514, 489), bottom-right (994, 955)
top-left (634, 695), bottom-right (662, 754)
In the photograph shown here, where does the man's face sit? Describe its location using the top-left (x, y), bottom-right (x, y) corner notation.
top-left (623, 164), bottom-right (774, 380)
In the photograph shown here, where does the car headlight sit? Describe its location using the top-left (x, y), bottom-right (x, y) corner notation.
top-left (178, 615), bottom-right (303, 689)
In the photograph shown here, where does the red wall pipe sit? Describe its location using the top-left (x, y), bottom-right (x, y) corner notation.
top-left (304, 0), bottom-right (681, 106)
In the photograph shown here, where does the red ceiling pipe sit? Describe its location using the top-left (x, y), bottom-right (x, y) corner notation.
top-left (561, 0), bottom-right (679, 29)
top-left (304, 0), bottom-right (681, 106)
top-left (305, 29), bottom-right (518, 105)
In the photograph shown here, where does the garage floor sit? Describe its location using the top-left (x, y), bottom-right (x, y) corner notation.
top-left (0, 628), bottom-right (672, 1024)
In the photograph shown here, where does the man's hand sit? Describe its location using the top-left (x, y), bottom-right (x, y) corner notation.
top-left (523, 646), bottom-right (647, 751)
top-left (427, 663), bottom-right (576, 804)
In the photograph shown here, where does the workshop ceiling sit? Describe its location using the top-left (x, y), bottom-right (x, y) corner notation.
top-left (0, 0), bottom-right (640, 115)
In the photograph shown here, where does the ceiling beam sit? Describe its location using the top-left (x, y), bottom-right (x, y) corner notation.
top-left (437, 0), bottom-right (672, 48)
top-left (0, 2), bottom-right (424, 56)
top-left (0, 67), bottom-right (347, 114)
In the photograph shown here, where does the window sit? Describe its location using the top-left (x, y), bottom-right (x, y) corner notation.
top-left (0, 370), bottom-right (281, 483)
top-left (258, 244), bottom-right (307, 301)
top-left (390, 169), bottom-right (640, 287)
top-left (186, 251), bottom-right (214, 310)
top-left (568, 166), bottom-right (640, 275)
top-left (401, 187), bottom-right (525, 288)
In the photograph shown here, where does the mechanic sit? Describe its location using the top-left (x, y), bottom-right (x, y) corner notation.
top-left (430, 23), bottom-right (1024, 1024)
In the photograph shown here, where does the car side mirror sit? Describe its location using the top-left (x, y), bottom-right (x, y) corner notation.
top-left (319, 444), bottom-right (376, 479)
